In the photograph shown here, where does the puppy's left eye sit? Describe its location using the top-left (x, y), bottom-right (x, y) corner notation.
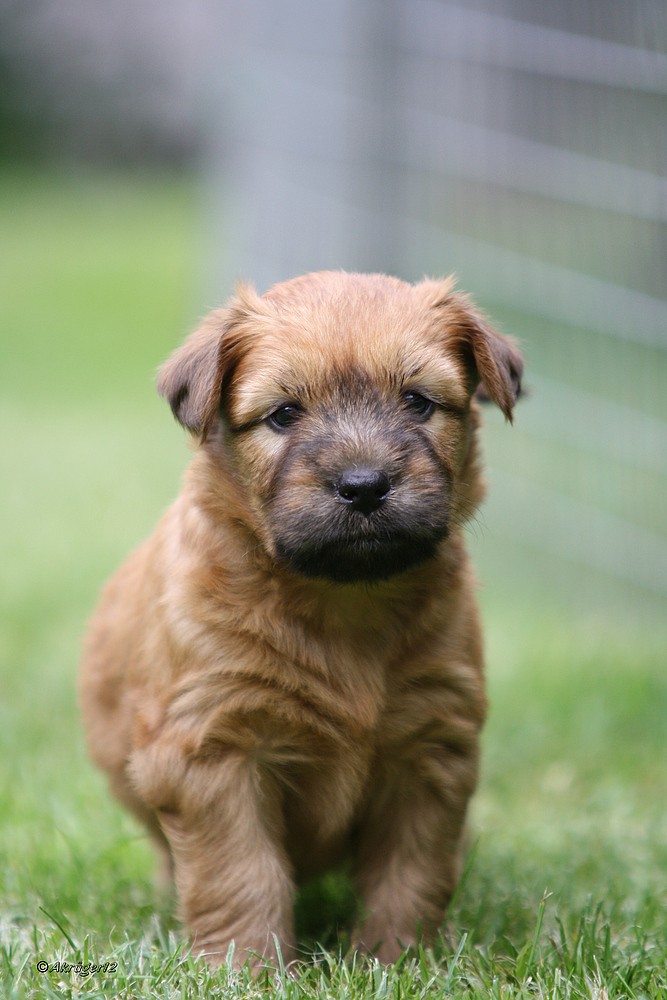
top-left (402, 392), bottom-right (435, 420)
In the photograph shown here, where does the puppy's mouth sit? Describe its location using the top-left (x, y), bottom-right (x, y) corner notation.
top-left (277, 535), bottom-right (444, 584)
top-left (267, 459), bottom-right (452, 584)
top-left (273, 517), bottom-right (449, 584)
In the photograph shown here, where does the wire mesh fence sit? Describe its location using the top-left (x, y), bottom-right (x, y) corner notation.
top-left (205, 0), bottom-right (667, 622)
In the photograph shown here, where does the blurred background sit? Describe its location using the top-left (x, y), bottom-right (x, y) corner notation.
top-left (2, 0), bottom-right (666, 716)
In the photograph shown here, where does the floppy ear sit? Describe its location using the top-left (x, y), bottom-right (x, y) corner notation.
top-left (157, 308), bottom-right (228, 437)
top-left (421, 278), bottom-right (523, 422)
top-left (157, 284), bottom-right (265, 439)
top-left (460, 303), bottom-right (524, 421)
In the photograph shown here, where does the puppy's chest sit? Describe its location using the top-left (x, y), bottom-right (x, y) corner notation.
top-left (262, 640), bottom-right (418, 798)
top-left (272, 641), bottom-right (389, 753)
top-left (270, 659), bottom-right (385, 850)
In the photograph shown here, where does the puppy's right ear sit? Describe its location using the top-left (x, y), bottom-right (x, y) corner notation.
top-left (157, 308), bottom-right (228, 438)
top-left (157, 284), bottom-right (266, 440)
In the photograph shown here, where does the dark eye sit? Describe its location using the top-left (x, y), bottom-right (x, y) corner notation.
top-left (267, 404), bottom-right (303, 430)
top-left (402, 391), bottom-right (435, 420)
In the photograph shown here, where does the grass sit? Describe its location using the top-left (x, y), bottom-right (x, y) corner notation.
top-left (1, 169), bottom-right (665, 998)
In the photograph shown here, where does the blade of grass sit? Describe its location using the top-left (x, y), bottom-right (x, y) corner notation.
top-left (38, 906), bottom-right (78, 953)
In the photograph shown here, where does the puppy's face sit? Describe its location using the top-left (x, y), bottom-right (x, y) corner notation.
top-left (159, 272), bottom-right (522, 584)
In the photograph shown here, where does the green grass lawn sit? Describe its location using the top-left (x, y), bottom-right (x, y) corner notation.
top-left (1, 171), bottom-right (665, 998)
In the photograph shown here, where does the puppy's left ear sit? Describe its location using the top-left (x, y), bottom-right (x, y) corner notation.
top-left (422, 279), bottom-right (524, 422)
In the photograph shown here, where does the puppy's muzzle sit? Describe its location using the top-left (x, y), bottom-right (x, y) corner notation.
top-left (335, 468), bottom-right (391, 516)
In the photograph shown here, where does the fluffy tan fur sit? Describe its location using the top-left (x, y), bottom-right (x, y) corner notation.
top-left (80, 271), bottom-right (522, 966)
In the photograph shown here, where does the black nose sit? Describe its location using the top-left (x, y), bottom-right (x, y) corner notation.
top-left (335, 468), bottom-right (391, 515)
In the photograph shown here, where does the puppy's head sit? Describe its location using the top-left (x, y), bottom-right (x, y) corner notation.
top-left (158, 272), bottom-right (522, 584)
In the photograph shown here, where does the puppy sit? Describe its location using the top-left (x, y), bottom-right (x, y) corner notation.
top-left (80, 271), bottom-right (522, 966)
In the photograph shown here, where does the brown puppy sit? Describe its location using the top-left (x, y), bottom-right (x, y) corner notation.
top-left (80, 271), bottom-right (522, 967)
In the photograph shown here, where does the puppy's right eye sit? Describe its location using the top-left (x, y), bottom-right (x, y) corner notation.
top-left (267, 405), bottom-right (303, 430)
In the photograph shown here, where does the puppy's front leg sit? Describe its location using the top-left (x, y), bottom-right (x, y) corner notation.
top-left (352, 740), bottom-right (479, 963)
top-left (134, 746), bottom-right (295, 968)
